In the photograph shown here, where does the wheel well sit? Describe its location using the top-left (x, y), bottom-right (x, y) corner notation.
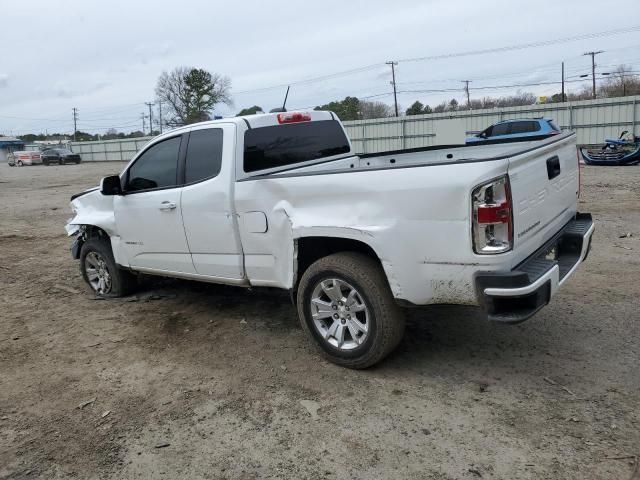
top-left (295, 236), bottom-right (381, 288)
top-left (83, 225), bottom-right (109, 241)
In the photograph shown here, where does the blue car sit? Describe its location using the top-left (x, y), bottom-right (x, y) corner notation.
top-left (466, 118), bottom-right (561, 144)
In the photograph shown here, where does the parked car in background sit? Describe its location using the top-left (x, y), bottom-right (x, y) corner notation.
top-left (41, 148), bottom-right (82, 165)
top-left (466, 118), bottom-right (561, 144)
top-left (8, 150), bottom-right (42, 166)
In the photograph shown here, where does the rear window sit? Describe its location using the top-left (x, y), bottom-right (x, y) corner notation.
top-left (185, 128), bottom-right (223, 183)
top-left (548, 120), bottom-right (560, 131)
top-left (243, 120), bottom-right (350, 173)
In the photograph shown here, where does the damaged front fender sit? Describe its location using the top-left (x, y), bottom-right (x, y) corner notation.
top-left (65, 189), bottom-right (117, 237)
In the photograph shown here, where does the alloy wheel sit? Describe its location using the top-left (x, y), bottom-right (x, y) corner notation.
top-left (309, 278), bottom-right (370, 350)
top-left (84, 251), bottom-right (112, 295)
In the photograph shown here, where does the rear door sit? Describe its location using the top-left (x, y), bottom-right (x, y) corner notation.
top-left (508, 134), bottom-right (579, 264)
top-left (180, 124), bottom-right (244, 279)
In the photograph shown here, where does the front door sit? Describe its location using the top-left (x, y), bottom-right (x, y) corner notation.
top-left (114, 134), bottom-right (195, 274)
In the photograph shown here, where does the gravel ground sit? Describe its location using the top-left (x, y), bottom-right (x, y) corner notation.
top-left (0, 161), bottom-right (638, 480)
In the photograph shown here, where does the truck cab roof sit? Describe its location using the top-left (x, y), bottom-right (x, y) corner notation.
top-left (164, 110), bottom-right (336, 136)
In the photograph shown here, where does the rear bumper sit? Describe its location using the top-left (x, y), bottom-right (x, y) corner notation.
top-left (475, 213), bottom-right (594, 323)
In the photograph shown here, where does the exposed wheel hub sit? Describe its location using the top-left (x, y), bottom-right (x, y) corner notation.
top-left (309, 278), bottom-right (370, 350)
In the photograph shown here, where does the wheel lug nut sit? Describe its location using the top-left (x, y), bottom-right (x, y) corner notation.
top-left (333, 313), bottom-right (339, 319)
top-left (338, 301), bottom-right (343, 306)
top-left (341, 319), bottom-right (346, 325)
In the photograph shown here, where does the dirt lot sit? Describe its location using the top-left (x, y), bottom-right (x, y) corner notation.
top-left (0, 161), bottom-right (638, 480)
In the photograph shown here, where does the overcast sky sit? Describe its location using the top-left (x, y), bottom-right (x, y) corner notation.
top-left (2, 0), bottom-right (640, 135)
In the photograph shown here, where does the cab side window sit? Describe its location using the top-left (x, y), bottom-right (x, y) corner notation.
top-left (491, 123), bottom-right (511, 136)
top-left (126, 136), bottom-right (181, 192)
top-left (184, 129), bottom-right (223, 184)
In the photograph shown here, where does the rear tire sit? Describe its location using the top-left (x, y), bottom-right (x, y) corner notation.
top-left (296, 252), bottom-right (405, 369)
top-left (80, 238), bottom-right (136, 297)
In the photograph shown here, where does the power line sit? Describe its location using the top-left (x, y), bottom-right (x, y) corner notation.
top-left (232, 26), bottom-right (640, 98)
top-left (406, 78), bottom-right (590, 93)
top-left (398, 25), bottom-right (640, 63)
top-left (233, 63), bottom-right (382, 95)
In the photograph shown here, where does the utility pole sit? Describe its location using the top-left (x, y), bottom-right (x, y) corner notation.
top-left (158, 102), bottom-right (163, 134)
top-left (461, 80), bottom-right (472, 109)
top-left (140, 113), bottom-right (146, 134)
top-left (561, 62), bottom-right (565, 102)
top-left (583, 50), bottom-right (603, 99)
top-left (72, 107), bottom-right (78, 141)
top-left (386, 61), bottom-right (399, 117)
top-left (145, 102), bottom-right (154, 135)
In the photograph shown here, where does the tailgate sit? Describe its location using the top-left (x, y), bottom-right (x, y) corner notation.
top-left (508, 133), bottom-right (579, 265)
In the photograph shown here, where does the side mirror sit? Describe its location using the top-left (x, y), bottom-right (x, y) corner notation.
top-left (100, 175), bottom-right (122, 196)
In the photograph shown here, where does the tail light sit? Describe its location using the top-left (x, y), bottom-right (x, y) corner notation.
top-left (277, 112), bottom-right (311, 124)
top-left (472, 175), bottom-right (513, 254)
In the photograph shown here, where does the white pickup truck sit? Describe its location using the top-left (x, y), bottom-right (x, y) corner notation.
top-left (66, 111), bottom-right (594, 368)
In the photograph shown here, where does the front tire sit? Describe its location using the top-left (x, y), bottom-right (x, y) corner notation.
top-left (296, 252), bottom-right (405, 369)
top-left (80, 238), bottom-right (136, 297)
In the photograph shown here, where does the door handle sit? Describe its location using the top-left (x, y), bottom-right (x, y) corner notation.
top-left (159, 201), bottom-right (177, 211)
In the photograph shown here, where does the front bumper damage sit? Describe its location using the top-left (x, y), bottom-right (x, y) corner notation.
top-left (475, 213), bottom-right (594, 323)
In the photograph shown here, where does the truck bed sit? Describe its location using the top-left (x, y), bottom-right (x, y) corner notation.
top-left (261, 134), bottom-right (568, 177)
top-left (237, 132), bottom-right (579, 305)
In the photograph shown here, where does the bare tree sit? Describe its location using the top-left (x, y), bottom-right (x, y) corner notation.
top-left (155, 67), bottom-right (232, 126)
top-left (433, 101), bottom-right (447, 113)
top-left (359, 100), bottom-right (392, 119)
top-left (599, 65), bottom-right (640, 97)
